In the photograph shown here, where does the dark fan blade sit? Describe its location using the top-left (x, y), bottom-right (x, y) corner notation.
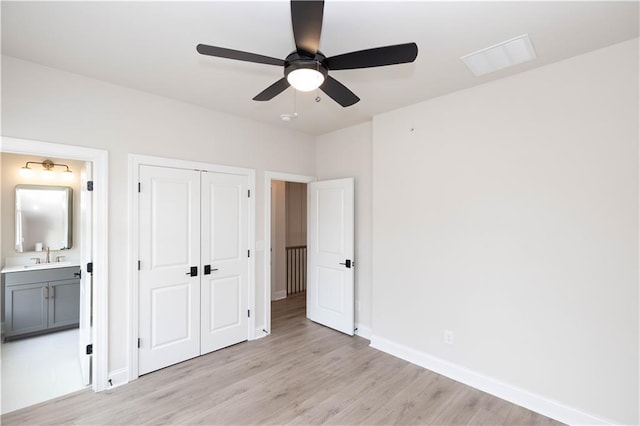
top-left (197, 44), bottom-right (284, 66)
top-left (326, 43), bottom-right (418, 70)
top-left (253, 78), bottom-right (290, 101)
top-left (320, 76), bottom-right (359, 107)
top-left (291, 0), bottom-right (324, 55)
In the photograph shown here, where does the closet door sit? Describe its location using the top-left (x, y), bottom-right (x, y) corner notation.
top-left (200, 171), bottom-right (249, 354)
top-left (138, 165), bottom-right (201, 375)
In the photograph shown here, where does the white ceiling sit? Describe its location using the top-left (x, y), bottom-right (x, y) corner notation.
top-left (2, 1), bottom-right (638, 136)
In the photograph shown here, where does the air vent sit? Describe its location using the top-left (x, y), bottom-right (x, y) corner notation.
top-left (461, 34), bottom-right (537, 76)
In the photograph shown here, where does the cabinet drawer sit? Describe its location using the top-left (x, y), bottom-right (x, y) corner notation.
top-left (4, 266), bottom-right (81, 286)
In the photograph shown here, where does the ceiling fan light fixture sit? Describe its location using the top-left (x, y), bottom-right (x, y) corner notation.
top-left (287, 68), bottom-right (325, 92)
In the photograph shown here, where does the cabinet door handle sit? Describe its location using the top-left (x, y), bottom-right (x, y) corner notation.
top-left (50, 286), bottom-right (55, 299)
top-left (43, 286), bottom-right (49, 299)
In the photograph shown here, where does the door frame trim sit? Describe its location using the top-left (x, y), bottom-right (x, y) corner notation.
top-left (263, 171), bottom-right (315, 335)
top-left (1, 136), bottom-right (109, 392)
top-left (128, 154), bottom-right (256, 381)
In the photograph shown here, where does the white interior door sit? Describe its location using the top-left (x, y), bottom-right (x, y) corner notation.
top-left (78, 161), bottom-right (92, 386)
top-left (138, 165), bottom-right (201, 375)
top-left (200, 172), bottom-right (249, 354)
top-left (307, 178), bottom-right (355, 335)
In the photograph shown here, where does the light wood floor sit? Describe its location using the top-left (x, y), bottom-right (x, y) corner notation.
top-left (2, 292), bottom-right (561, 425)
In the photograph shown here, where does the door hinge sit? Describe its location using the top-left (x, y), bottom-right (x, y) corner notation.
top-left (137, 338), bottom-right (141, 348)
top-left (248, 189), bottom-right (251, 198)
top-left (138, 182), bottom-right (141, 193)
top-left (138, 260), bottom-right (141, 271)
top-left (87, 262), bottom-right (93, 274)
top-left (248, 250), bottom-right (250, 258)
top-left (86, 344), bottom-right (93, 355)
top-left (87, 181), bottom-right (94, 191)
top-left (247, 310), bottom-right (250, 318)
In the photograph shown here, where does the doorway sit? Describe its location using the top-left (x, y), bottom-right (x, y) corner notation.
top-left (265, 173), bottom-right (356, 337)
top-left (270, 180), bottom-right (308, 332)
top-left (0, 137), bottom-right (109, 412)
top-left (264, 172), bottom-right (314, 334)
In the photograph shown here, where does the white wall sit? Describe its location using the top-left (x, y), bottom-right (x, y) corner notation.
top-left (1, 56), bottom-right (316, 377)
top-left (316, 122), bottom-right (373, 335)
top-left (271, 180), bottom-right (287, 301)
top-left (372, 39), bottom-right (639, 424)
top-left (285, 182), bottom-right (306, 247)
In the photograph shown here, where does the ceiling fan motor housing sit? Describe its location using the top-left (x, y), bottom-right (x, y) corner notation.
top-left (284, 51), bottom-right (329, 79)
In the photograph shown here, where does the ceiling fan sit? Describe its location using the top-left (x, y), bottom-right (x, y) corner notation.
top-left (196, 0), bottom-right (418, 107)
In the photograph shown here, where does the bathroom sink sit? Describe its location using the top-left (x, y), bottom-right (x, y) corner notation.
top-left (24, 261), bottom-right (75, 270)
top-left (1, 262), bottom-right (79, 273)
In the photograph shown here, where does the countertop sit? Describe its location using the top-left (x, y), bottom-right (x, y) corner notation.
top-left (1, 262), bottom-right (80, 274)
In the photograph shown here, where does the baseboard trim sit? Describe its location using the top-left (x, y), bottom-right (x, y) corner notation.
top-left (107, 368), bottom-right (129, 390)
top-left (355, 323), bottom-right (372, 340)
top-left (369, 335), bottom-right (616, 426)
top-left (272, 290), bottom-right (287, 301)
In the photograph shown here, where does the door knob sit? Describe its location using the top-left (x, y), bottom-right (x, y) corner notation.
top-left (186, 266), bottom-right (198, 276)
top-left (204, 265), bottom-right (219, 275)
top-left (339, 259), bottom-right (352, 268)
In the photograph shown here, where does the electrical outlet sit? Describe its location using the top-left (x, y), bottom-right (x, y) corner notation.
top-left (444, 330), bottom-right (454, 345)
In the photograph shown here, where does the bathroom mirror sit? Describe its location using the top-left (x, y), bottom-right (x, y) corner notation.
top-left (15, 185), bottom-right (73, 252)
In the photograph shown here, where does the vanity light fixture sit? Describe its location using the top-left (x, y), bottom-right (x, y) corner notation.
top-left (19, 160), bottom-right (73, 181)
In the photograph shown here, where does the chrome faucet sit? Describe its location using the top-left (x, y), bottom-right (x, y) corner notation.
top-left (46, 246), bottom-right (51, 264)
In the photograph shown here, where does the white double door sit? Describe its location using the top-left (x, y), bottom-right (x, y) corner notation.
top-left (138, 165), bottom-right (249, 375)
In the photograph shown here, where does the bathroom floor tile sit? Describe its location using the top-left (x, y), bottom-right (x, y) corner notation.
top-left (1, 329), bottom-right (86, 414)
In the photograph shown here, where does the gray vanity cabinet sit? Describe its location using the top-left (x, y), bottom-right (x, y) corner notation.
top-left (48, 279), bottom-right (80, 328)
top-left (5, 282), bottom-right (49, 336)
top-left (3, 266), bottom-right (80, 340)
